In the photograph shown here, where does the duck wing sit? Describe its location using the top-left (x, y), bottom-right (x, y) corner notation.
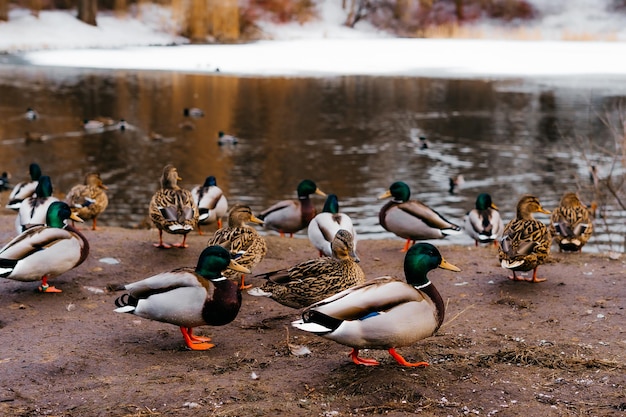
top-left (399, 201), bottom-right (459, 230)
top-left (0, 226), bottom-right (73, 261)
top-left (119, 268), bottom-right (212, 300)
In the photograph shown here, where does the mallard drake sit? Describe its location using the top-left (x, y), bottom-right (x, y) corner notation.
top-left (292, 242), bottom-right (460, 367)
top-left (206, 204), bottom-right (266, 290)
top-left (183, 107), bottom-right (204, 118)
top-left (308, 194), bottom-right (357, 257)
top-left (0, 201), bottom-right (89, 293)
top-left (65, 172), bottom-right (109, 231)
top-left (0, 172), bottom-right (10, 192)
top-left (549, 192), bottom-right (593, 252)
top-left (464, 193), bottom-right (504, 247)
top-left (6, 163), bottom-right (42, 210)
top-left (83, 119), bottom-right (105, 131)
top-left (24, 107), bottom-right (38, 120)
top-left (378, 181), bottom-right (462, 251)
top-left (149, 165), bottom-right (199, 248)
top-left (217, 131), bottom-right (238, 145)
top-left (248, 229), bottom-right (364, 309)
top-left (498, 195), bottom-right (551, 283)
top-left (111, 245), bottom-right (250, 351)
top-left (191, 175), bottom-right (228, 234)
top-left (15, 175), bottom-right (59, 233)
top-left (258, 179), bottom-right (326, 237)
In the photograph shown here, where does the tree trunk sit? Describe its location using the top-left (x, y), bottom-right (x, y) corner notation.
top-left (77, 0), bottom-right (98, 26)
top-left (0, 0), bottom-right (8, 22)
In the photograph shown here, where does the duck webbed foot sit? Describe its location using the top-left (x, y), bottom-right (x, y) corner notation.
top-left (388, 348), bottom-right (429, 367)
top-left (180, 327), bottom-right (215, 350)
top-left (349, 348), bottom-right (380, 366)
top-left (38, 276), bottom-right (62, 293)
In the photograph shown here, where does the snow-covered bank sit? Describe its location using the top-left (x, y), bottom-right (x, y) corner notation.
top-left (18, 38), bottom-right (626, 79)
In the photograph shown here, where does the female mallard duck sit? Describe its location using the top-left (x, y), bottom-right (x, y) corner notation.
top-left (15, 175), bottom-right (59, 233)
top-left (248, 229), bottom-right (364, 309)
top-left (378, 181), bottom-right (462, 251)
top-left (191, 175), bottom-right (228, 234)
top-left (292, 242), bottom-right (460, 367)
top-left (549, 192), bottom-right (593, 252)
top-left (207, 204), bottom-right (266, 290)
top-left (498, 195), bottom-right (551, 283)
top-left (6, 163), bottom-right (42, 210)
top-left (149, 164), bottom-right (199, 248)
top-left (65, 172), bottom-right (109, 231)
top-left (464, 193), bottom-right (504, 247)
top-left (258, 179), bottom-right (326, 237)
top-left (0, 201), bottom-right (89, 293)
top-left (308, 194), bottom-right (357, 257)
top-left (111, 245), bottom-right (250, 351)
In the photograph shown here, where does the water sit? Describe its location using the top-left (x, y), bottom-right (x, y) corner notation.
top-left (1, 63), bottom-right (625, 252)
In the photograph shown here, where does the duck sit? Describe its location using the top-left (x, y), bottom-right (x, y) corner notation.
top-left (65, 172), bottom-right (109, 231)
top-left (292, 242), bottom-right (460, 367)
top-left (307, 194), bottom-right (357, 257)
top-left (498, 195), bottom-right (552, 283)
top-left (248, 229), bottom-right (364, 309)
top-left (206, 204), bottom-right (266, 289)
top-left (0, 201), bottom-right (89, 293)
top-left (183, 107), bottom-right (204, 118)
top-left (258, 179), bottom-right (326, 237)
top-left (217, 131), bottom-right (238, 145)
top-left (15, 175), bottom-right (59, 233)
top-left (464, 193), bottom-right (504, 247)
top-left (549, 192), bottom-right (593, 252)
top-left (149, 164), bottom-right (199, 248)
top-left (378, 181), bottom-right (462, 251)
top-left (110, 245), bottom-right (250, 351)
top-left (191, 175), bottom-right (228, 234)
top-left (24, 107), bottom-right (38, 120)
top-left (448, 175), bottom-right (465, 195)
top-left (6, 162), bottom-right (42, 210)
top-left (0, 172), bottom-right (10, 192)
top-left (83, 119), bottom-right (105, 131)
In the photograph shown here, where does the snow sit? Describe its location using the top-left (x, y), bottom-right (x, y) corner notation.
top-left (1, 0), bottom-right (626, 79)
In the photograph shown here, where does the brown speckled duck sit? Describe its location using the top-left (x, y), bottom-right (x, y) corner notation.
top-left (549, 192), bottom-right (593, 252)
top-left (111, 245), bottom-right (249, 351)
top-left (248, 229), bottom-right (364, 309)
top-left (65, 172), bottom-right (109, 231)
top-left (258, 179), bottom-right (326, 237)
top-left (207, 204), bottom-right (267, 290)
top-left (292, 243), bottom-right (460, 367)
top-left (498, 195), bottom-right (551, 283)
top-left (149, 165), bottom-right (198, 248)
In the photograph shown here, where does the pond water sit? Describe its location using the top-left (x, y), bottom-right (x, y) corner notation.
top-left (1, 63), bottom-right (625, 252)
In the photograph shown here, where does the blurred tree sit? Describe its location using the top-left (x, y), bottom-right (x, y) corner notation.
top-left (0, 0), bottom-right (7, 21)
top-left (78, 0), bottom-right (98, 25)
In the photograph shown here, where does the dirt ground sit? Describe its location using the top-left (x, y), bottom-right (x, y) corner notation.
top-left (0, 210), bottom-right (624, 417)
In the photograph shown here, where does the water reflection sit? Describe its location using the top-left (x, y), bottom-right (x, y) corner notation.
top-left (0, 64), bottom-right (624, 252)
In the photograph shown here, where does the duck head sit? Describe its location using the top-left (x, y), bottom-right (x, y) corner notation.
top-left (160, 165), bottom-right (182, 190)
top-left (297, 180), bottom-right (326, 199)
top-left (197, 246), bottom-right (251, 279)
top-left (322, 194), bottom-right (340, 214)
top-left (404, 243), bottom-right (460, 287)
top-left (475, 193), bottom-right (498, 211)
top-left (35, 175), bottom-right (54, 198)
top-left (516, 195), bottom-right (551, 220)
top-left (379, 181), bottom-right (411, 203)
top-left (47, 201), bottom-right (83, 228)
top-left (29, 163), bottom-right (42, 181)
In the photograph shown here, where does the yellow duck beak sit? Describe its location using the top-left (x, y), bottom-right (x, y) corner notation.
top-left (378, 190), bottom-right (392, 199)
top-left (228, 259), bottom-right (251, 274)
top-left (439, 257), bottom-right (461, 272)
top-left (250, 214), bottom-right (264, 225)
top-left (70, 212), bottom-right (84, 223)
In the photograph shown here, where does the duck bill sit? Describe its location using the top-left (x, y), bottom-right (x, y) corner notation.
top-left (250, 214), bottom-right (264, 225)
top-left (491, 202), bottom-right (499, 210)
top-left (99, 184), bottom-right (109, 190)
top-left (350, 250), bottom-right (361, 263)
top-left (378, 190), bottom-right (392, 199)
top-left (228, 259), bottom-right (251, 274)
top-left (439, 257), bottom-right (461, 272)
top-left (70, 212), bottom-right (84, 223)
top-left (315, 188), bottom-right (327, 197)
top-left (538, 208), bottom-right (551, 215)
